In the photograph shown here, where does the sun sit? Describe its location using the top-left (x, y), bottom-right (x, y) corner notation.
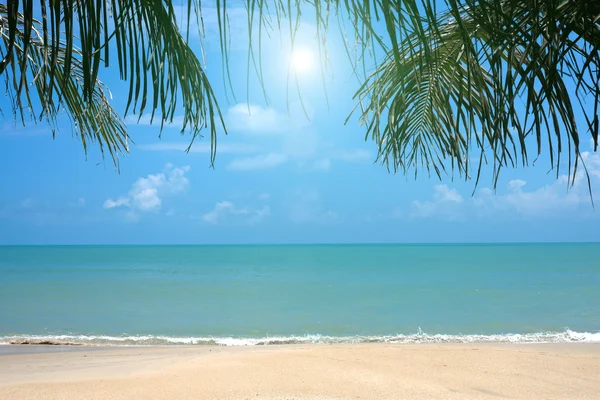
top-left (290, 48), bottom-right (314, 74)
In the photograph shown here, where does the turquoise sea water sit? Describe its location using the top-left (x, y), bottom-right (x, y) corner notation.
top-left (0, 244), bottom-right (599, 345)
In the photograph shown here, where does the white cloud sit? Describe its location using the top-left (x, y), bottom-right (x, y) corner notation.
top-left (104, 164), bottom-right (190, 215)
top-left (472, 153), bottom-right (600, 216)
top-left (227, 153), bottom-right (288, 171)
top-left (227, 104), bottom-right (284, 134)
top-left (410, 184), bottom-right (464, 220)
top-left (507, 179), bottom-right (527, 191)
top-left (406, 154), bottom-right (600, 220)
top-left (127, 100), bottom-right (370, 173)
top-left (225, 102), bottom-right (372, 172)
top-left (477, 178), bottom-right (582, 216)
top-left (582, 151), bottom-right (600, 179)
top-left (202, 201), bottom-right (270, 224)
top-left (103, 197), bottom-right (129, 209)
top-left (136, 103), bottom-right (373, 173)
top-left (227, 102), bottom-right (313, 134)
top-left (434, 185), bottom-right (463, 203)
top-left (409, 201), bottom-right (438, 219)
top-left (410, 178), bottom-right (582, 220)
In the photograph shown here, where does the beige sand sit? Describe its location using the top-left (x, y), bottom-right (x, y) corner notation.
top-left (1, 344), bottom-right (599, 399)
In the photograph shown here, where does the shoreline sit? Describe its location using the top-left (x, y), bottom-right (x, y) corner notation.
top-left (2, 340), bottom-right (599, 355)
top-left (2, 328), bottom-right (599, 348)
top-left (1, 343), bottom-right (599, 399)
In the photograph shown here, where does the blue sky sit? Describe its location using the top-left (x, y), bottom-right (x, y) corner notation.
top-left (1, 4), bottom-right (599, 244)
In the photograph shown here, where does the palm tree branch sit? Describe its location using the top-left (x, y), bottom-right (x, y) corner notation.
top-left (355, 0), bottom-right (600, 188)
top-left (0, 3), bottom-right (128, 164)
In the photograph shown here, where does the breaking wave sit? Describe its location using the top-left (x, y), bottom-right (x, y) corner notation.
top-left (2, 329), bottom-right (599, 347)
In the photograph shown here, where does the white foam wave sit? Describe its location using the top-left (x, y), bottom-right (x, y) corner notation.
top-left (2, 329), bottom-right (600, 347)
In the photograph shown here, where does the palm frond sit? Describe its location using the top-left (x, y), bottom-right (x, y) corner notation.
top-left (1, 0), bottom-right (224, 164)
top-left (0, 3), bottom-right (127, 163)
top-left (1, 0), bottom-right (599, 187)
top-left (354, 0), bottom-right (600, 187)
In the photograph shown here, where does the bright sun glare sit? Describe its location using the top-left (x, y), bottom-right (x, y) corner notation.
top-left (290, 48), bottom-right (314, 74)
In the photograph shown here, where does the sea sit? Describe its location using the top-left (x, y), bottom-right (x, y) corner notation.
top-left (0, 243), bottom-right (599, 346)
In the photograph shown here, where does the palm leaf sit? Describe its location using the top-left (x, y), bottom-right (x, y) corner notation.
top-left (0, 3), bottom-right (127, 164)
top-left (354, 0), bottom-right (600, 187)
top-left (1, 0), bottom-right (225, 165)
top-left (1, 0), bottom-right (599, 188)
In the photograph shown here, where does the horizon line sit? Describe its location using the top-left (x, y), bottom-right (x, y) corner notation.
top-left (1, 241), bottom-right (599, 247)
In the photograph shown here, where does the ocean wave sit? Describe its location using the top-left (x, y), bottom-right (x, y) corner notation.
top-left (1, 329), bottom-right (599, 347)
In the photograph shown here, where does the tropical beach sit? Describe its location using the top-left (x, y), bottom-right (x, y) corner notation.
top-left (2, 0), bottom-right (600, 399)
top-left (1, 244), bottom-right (600, 399)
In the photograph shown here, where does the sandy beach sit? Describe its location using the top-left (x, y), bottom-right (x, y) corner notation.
top-left (0, 343), bottom-right (599, 399)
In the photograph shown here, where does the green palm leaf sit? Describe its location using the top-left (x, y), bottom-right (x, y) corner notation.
top-left (0, 3), bottom-right (127, 164)
top-left (1, 0), bottom-right (224, 164)
top-left (1, 0), bottom-right (599, 188)
top-left (355, 0), bottom-right (600, 187)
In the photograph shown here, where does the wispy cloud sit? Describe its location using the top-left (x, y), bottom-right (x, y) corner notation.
top-left (227, 104), bottom-right (287, 135)
top-left (132, 103), bottom-right (373, 172)
top-left (173, 3), bottom-right (319, 54)
top-left (0, 198), bottom-right (36, 220)
top-left (299, 150), bottom-right (372, 172)
top-left (309, 158), bottom-right (331, 171)
top-left (225, 103), bottom-right (372, 171)
top-left (68, 197), bottom-right (86, 208)
top-left (330, 149), bottom-right (372, 163)
top-left (201, 201), bottom-right (270, 225)
top-left (227, 153), bottom-right (288, 171)
top-left (472, 178), bottom-right (583, 217)
top-left (0, 197), bottom-right (98, 226)
top-left (472, 152), bottom-right (600, 216)
top-left (227, 102), bottom-right (314, 133)
top-left (137, 142), bottom-right (260, 154)
top-left (103, 163), bottom-right (190, 219)
top-left (405, 153), bottom-right (600, 220)
top-left (0, 123), bottom-right (50, 137)
top-left (410, 184), bottom-right (464, 220)
top-left (288, 189), bottom-right (339, 224)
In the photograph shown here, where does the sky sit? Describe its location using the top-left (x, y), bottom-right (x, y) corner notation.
top-left (1, 3), bottom-right (599, 245)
